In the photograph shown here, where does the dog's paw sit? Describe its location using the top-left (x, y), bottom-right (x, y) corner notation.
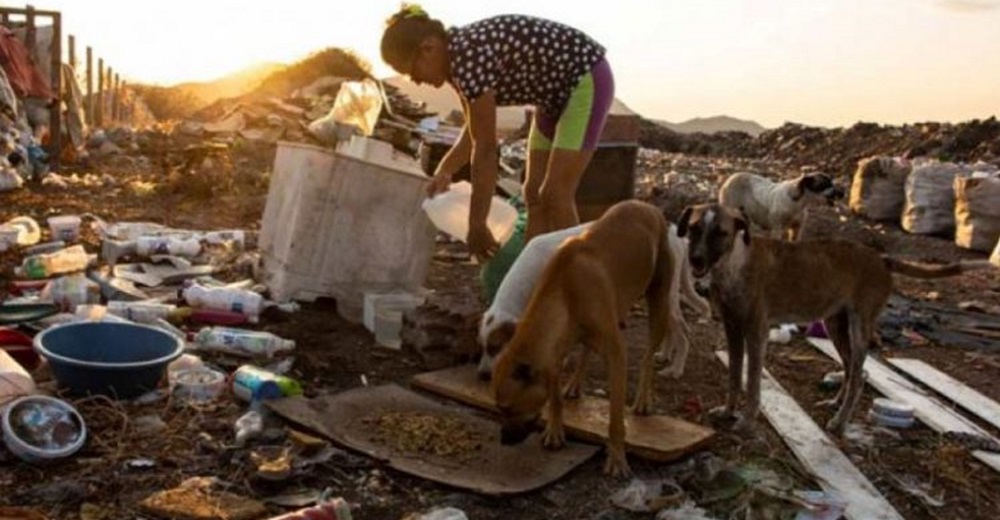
top-left (603, 449), bottom-right (632, 478)
top-left (825, 415), bottom-right (849, 436)
top-left (631, 395), bottom-right (654, 416)
top-left (562, 380), bottom-right (582, 400)
top-left (657, 363), bottom-right (684, 380)
top-left (654, 351), bottom-right (669, 364)
top-left (541, 423), bottom-right (566, 450)
top-left (731, 416), bottom-right (758, 434)
top-left (707, 406), bottom-right (738, 425)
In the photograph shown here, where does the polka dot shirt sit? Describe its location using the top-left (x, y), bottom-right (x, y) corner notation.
top-left (447, 15), bottom-right (606, 117)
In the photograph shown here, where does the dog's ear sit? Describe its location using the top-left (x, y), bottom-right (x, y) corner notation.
top-left (734, 210), bottom-right (752, 246)
top-left (677, 206), bottom-right (694, 238)
top-left (512, 362), bottom-right (534, 384)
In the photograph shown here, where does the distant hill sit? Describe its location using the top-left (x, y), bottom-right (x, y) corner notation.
top-left (173, 62), bottom-right (284, 104)
top-left (655, 115), bottom-right (766, 136)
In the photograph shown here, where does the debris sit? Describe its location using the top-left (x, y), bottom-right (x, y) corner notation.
top-left (24, 480), bottom-right (91, 505)
top-left (655, 501), bottom-right (718, 520)
top-left (889, 474), bottom-right (945, 508)
top-left (611, 478), bottom-right (685, 512)
top-left (251, 446), bottom-right (294, 481)
top-left (410, 507), bottom-right (468, 520)
top-left (138, 477), bottom-right (267, 520)
top-left (234, 410), bottom-right (264, 446)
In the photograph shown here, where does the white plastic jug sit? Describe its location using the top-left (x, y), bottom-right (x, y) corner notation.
top-left (421, 181), bottom-right (518, 246)
top-left (0, 350), bottom-right (35, 407)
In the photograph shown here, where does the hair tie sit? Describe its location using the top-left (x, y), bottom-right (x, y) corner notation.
top-left (402, 3), bottom-right (427, 19)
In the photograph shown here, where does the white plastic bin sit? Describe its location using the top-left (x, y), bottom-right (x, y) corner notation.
top-left (259, 142), bottom-right (437, 323)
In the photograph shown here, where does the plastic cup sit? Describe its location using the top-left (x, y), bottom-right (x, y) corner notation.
top-left (47, 215), bottom-right (82, 242)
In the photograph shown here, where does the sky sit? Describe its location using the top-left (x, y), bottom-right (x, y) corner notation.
top-left (19, 0), bottom-right (1000, 128)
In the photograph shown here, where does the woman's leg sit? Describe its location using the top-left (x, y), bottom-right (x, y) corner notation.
top-left (538, 58), bottom-right (615, 233)
top-left (524, 110), bottom-right (554, 242)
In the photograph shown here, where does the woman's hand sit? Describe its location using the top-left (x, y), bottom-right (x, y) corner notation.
top-left (426, 170), bottom-right (454, 197)
top-left (467, 222), bottom-right (499, 261)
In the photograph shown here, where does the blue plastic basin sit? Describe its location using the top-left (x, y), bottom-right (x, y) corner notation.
top-left (34, 322), bottom-right (184, 399)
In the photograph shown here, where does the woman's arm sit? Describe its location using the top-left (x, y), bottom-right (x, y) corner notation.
top-left (465, 90), bottom-right (500, 260)
top-left (426, 124), bottom-right (471, 195)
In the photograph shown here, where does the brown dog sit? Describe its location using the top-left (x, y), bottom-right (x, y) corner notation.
top-left (677, 202), bottom-right (987, 434)
top-left (491, 200), bottom-right (677, 477)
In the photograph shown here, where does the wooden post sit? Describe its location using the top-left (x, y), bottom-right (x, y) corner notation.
top-left (97, 58), bottom-right (104, 127)
top-left (86, 47), bottom-right (93, 125)
top-left (111, 72), bottom-right (118, 123)
top-left (50, 12), bottom-right (62, 169)
top-left (68, 34), bottom-right (75, 70)
top-left (25, 6), bottom-right (36, 54)
top-left (0, 13), bottom-right (8, 25)
top-left (120, 80), bottom-right (128, 123)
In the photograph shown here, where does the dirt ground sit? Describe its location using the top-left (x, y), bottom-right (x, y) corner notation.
top-left (1, 151), bottom-right (999, 520)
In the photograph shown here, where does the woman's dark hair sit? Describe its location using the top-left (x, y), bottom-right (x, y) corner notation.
top-left (380, 4), bottom-right (447, 73)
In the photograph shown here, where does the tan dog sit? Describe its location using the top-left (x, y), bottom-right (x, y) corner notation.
top-left (677, 202), bottom-right (987, 434)
top-left (491, 200), bottom-right (677, 477)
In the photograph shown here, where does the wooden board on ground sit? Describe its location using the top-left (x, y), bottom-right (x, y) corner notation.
top-left (410, 365), bottom-right (715, 462)
top-left (888, 357), bottom-right (1000, 432)
top-left (716, 351), bottom-right (904, 520)
top-left (806, 338), bottom-right (1000, 473)
top-left (266, 384), bottom-right (599, 496)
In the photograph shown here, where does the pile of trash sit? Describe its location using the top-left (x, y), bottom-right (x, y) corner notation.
top-left (0, 111), bottom-right (51, 191)
top-left (639, 116), bottom-right (1000, 180)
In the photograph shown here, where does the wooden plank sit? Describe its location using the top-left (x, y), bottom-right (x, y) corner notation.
top-left (50, 12), bottom-right (62, 169)
top-left (97, 58), bottom-right (104, 127)
top-left (411, 366), bottom-right (715, 462)
top-left (807, 338), bottom-right (1000, 473)
top-left (888, 358), bottom-right (1000, 432)
top-left (715, 351), bottom-right (904, 520)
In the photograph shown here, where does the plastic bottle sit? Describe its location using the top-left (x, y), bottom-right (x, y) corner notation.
top-left (182, 285), bottom-right (264, 321)
top-left (421, 181), bottom-right (518, 245)
top-left (266, 498), bottom-right (353, 520)
top-left (1, 216), bottom-right (42, 246)
top-left (232, 365), bottom-right (303, 402)
top-left (195, 327), bottom-right (295, 358)
top-left (136, 236), bottom-right (202, 258)
top-left (15, 245), bottom-right (90, 279)
top-left (106, 301), bottom-right (178, 323)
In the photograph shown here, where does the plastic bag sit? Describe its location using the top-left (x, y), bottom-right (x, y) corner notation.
top-left (954, 175), bottom-right (1000, 252)
top-left (329, 79), bottom-right (383, 136)
top-left (902, 161), bottom-right (961, 235)
top-left (849, 156), bottom-right (910, 221)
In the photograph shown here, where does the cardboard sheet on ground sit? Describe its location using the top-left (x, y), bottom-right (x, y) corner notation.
top-left (267, 384), bottom-right (599, 495)
top-left (410, 366), bottom-right (715, 462)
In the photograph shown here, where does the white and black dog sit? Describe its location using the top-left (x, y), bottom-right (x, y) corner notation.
top-left (718, 172), bottom-right (842, 241)
top-left (477, 221), bottom-right (711, 381)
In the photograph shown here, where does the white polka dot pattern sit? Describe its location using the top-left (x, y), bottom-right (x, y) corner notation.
top-left (448, 15), bottom-right (605, 116)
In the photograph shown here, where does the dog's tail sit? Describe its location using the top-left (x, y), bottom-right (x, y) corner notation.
top-left (883, 256), bottom-right (992, 279)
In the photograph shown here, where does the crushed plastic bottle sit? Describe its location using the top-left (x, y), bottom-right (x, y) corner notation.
top-left (182, 284), bottom-right (265, 322)
top-left (41, 275), bottom-right (101, 311)
top-left (106, 301), bottom-right (178, 323)
top-left (136, 236), bottom-right (202, 258)
top-left (15, 245), bottom-right (91, 279)
top-left (195, 327), bottom-right (295, 358)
